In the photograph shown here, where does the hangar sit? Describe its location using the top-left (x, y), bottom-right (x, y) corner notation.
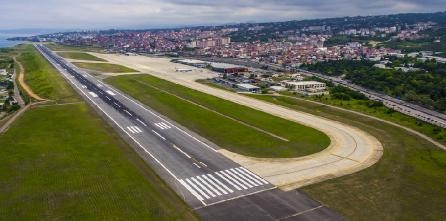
top-left (210, 63), bottom-right (249, 73)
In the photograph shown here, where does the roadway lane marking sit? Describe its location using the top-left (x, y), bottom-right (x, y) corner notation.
top-left (106, 90), bottom-right (116, 96)
top-left (88, 91), bottom-right (98, 98)
top-left (199, 161), bottom-right (207, 167)
top-left (193, 163), bottom-right (201, 168)
top-left (151, 130), bottom-right (166, 140)
top-left (179, 179), bottom-right (204, 201)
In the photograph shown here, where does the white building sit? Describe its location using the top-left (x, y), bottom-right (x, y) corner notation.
top-left (269, 86), bottom-right (287, 92)
top-left (285, 81), bottom-right (327, 95)
top-left (173, 59), bottom-right (209, 68)
top-left (236, 83), bottom-right (260, 93)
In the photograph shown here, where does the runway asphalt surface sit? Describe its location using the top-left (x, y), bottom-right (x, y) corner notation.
top-left (36, 44), bottom-right (345, 220)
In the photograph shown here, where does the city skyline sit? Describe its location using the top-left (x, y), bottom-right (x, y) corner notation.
top-left (1, 0), bottom-right (445, 30)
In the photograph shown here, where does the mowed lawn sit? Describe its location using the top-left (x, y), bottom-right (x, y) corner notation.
top-left (0, 45), bottom-right (198, 220)
top-left (17, 44), bottom-right (79, 103)
top-left (57, 52), bottom-right (106, 61)
top-left (45, 43), bottom-right (103, 53)
top-left (73, 62), bottom-right (137, 73)
top-left (105, 74), bottom-right (330, 158)
top-left (0, 104), bottom-right (198, 220)
top-left (249, 95), bottom-right (446, 220)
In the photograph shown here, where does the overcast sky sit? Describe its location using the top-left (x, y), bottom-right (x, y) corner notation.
top-left (1, 0), bottom-right (445, 31)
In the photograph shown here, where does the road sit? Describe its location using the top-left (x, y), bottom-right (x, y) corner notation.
top-left (195, 56), bottom-right (446, 129)
top-left (36, 44), bottom-right (344, 220)
top-left (11, 66), bottom-right (25, 106)
top-left (297, 69), bottom-right (446, 128)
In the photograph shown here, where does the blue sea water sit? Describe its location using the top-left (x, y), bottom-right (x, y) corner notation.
top-left (0, 34), bottom-right (25, 48)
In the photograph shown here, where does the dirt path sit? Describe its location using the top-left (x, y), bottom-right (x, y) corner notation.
top-left (13, 56), bottom-right (46, 101)
top-left (1, 57), bottom-right (51, 135)
top-left (0, 101), bottom-right (48, 134)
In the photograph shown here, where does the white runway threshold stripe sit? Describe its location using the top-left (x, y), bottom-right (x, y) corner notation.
top-left (178, 167), bottom-right (269, 202)
top-left (127, 126), bottom-right (143, 134)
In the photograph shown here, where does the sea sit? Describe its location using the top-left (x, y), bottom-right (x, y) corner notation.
top-left (0, 33), bottom-right (26, 48)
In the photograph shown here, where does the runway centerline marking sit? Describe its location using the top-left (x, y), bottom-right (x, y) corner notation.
top-left (151, 130), bottom-right (166, 140)
top-left (88, 91), bottom-right (98, 98)
top-left (38, 46), bottom-right (208, 206)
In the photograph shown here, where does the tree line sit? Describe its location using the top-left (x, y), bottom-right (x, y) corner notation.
top-left (302, 59), bottom-right (446, 113)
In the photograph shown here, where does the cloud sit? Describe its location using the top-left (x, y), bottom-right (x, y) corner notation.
top-left (0, 0), bottom-right (444, 30)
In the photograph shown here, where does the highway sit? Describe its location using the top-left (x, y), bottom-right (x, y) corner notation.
top-left (196, 56), bottom-right (446, 128)
top-left (35, 44), bottom-right (344, 220)
top-left (296, 69), bottom-right (446, 128)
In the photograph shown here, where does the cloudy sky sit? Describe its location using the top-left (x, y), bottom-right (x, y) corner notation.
top-left (1, 0), bottom-right (445, 30)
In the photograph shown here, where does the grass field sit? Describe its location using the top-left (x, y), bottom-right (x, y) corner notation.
top-left (73, 62), bottom-right (138, 73)
top-left (0, 103), bottom-right (198, 220)
top-left (57, 52), bottom-right (106, 61)
top-left (0, 45), bottom-right (199, 220)
top-left (246, 94), bottom-right (446, 220)
top-left (17, 44), bottom-right (79, 103)
top-left (200, 80), bottom-right (446, 145)
top-left (306, 95), bottom-right (446, 144)
top-left (45, 43), bottom-right (103, 53)
top-left (105, 74), bottom-right (330, 158)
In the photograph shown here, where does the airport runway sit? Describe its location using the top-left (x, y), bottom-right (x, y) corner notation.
top-left (36, 44), bottom-right (344, 220)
